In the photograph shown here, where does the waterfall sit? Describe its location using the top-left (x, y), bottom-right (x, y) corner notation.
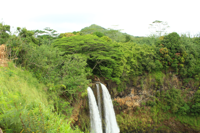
top-left (96, 84), bottom-right (102, 121)
top-left (87, 83), bottom-right (120, 133)
top-left (87, 87), bottom-right (103, 133)
top-left (100, 83), bottom-right (120, 133)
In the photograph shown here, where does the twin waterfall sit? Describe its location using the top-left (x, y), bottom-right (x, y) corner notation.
top-left (87, 83), bottom-right (120, 133)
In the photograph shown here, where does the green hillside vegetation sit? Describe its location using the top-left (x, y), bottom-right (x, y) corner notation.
top-left (80, 24), bottom-right (130, 42)
top-left (0, 62), bottom-right (83, 133)
top-left (0, 21), bottom-right (200, 132)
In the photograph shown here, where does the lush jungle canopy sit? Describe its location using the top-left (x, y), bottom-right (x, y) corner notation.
top-left (0, 22), bottom-right (200, 132)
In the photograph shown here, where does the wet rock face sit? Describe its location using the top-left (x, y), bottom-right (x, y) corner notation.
top-left (87, 73), bottom-right (199, 114)
top-left (88, 73), bottom-right (199, 110)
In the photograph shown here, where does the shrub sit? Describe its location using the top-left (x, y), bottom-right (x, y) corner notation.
top-left (161, 88), bottom-right (184, 113)
top-left (0, 62), bottom-right (83, 133)
top-left (0, 22), bottom-right (10, 44)
top-left (177, 103), bottom-right (190, 115)
top-left (146, 100), bottom-right (156, 107)
top-left (92, 31), bottom-right (104, 37)
top-left (190, 89), bottom-right (200, 116)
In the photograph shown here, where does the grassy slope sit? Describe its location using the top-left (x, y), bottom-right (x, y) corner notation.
top-left (0, 62), bottom-right (83, 133)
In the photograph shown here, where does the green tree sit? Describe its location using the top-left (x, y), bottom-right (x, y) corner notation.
top-left (125, 34), bottom-right (131, 42)
top-left (17, 27), bottom-right (39, 44)
top-left (22, 43), bottom-right (90, 96)
top-left (155, 32), bottom-right (188, 73)
top-left (92, 31), bottom-right (104, 37)
top-left (6, 27), bottom-right (39, 64)
top-left (33, 27), bottom-right (59, 45)
top-left (0, 22), bottom-right (10, 44)
top-left (53, 34), bottom-right (123, 81)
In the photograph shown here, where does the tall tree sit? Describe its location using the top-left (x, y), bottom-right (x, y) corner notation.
top-left (33, 27), bottom-right (59, 45)
top-left (0, 22), bottom-right (10, 44)
top-left (53, 34), bottom-right (123, 80)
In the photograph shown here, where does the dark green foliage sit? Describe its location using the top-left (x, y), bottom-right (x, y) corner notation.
top-left (22, 44), bottom-right (90, 96)
top-left (92, 31), bottom-right (104, 37)
top-left (151, 71), bottom-right (165, 87)
top-left (162, 105), bottom-right (171, 112)
top-left (6, 28), bottom-right (41, 66)
top-left (190, 103), bottom-right (200, 116)
top-left (23, 44), bottom-right (64, 84)
top-left (6, 29), bottom-right (39, 65)
top-left (59, 54), bottom-right (91, 95)
top-left (180, 35), bottom-right (200, 79)
top-left (154, 32), bottom-right (200, 79)
top-left (177, 103), bottom-right (190, 115)
top-left (158, 87), bottom-right (200, 116)
top-left (190, 89), bottom-right (200, 116)
top-left (192, 35), bottom-right (200, 45)
top-left (162, 32), bottom-right (181, 50)
top-left (161, 88), bottom-right (184, 113)
top-left (146, 100), bottom-right (156, 107)
top-left (155, 32), bottom-right (184, 71)
top-left (6, 34), bottom-right (24, 60)
top-left (118, 42), bottom-right (159, 77)
top-left (7, 29), bottom-right (90, 97)
top-left (53, 34), bottom-right (123, 83)
top-left (117, 82), bottom-right (126, 92)
top-left (125, 34), bottom-right (131, 42)
top-left (0, 23), bottom-right (10, 44)
top-left (193, 89), bottom-right (200, 103)
top-left (18, 27), bottom-right (39, 44)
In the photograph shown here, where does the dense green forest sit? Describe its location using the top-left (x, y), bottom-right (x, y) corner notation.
top-left (0, 21), bottom-right (200, 132)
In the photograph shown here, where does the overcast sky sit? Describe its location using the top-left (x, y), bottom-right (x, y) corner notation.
top-left (1, 0), bottom-right (199, 37)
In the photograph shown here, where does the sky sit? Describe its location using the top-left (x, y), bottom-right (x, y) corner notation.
top-left (0, 0), bottom-right (200, 37)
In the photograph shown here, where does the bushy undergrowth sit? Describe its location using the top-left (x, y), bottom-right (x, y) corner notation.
top-left (0, 62), bottom-right (83, 133)
top-left (159, 87), bottom-right (200, 116)
top-left (117, 87), bottom-right (200, 132)
top-left (144, 86), bottom-right (200, 117)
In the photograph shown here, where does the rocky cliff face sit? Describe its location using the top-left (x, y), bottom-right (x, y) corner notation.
top-left (97, 73), bottom-right (198, 110)
top-left (73, 73), bottom-right (199, 132)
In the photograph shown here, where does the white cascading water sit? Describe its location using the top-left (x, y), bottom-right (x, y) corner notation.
top-left (96, 84), bottom-right (102, 121)
top-left (100, 83), bottom-right (120, 133)
top-left (87, 87), bottom-right (103, 133)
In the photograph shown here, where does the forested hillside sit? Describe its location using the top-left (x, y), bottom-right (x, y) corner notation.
top-left (0, 22), bottom-right (200, 132)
